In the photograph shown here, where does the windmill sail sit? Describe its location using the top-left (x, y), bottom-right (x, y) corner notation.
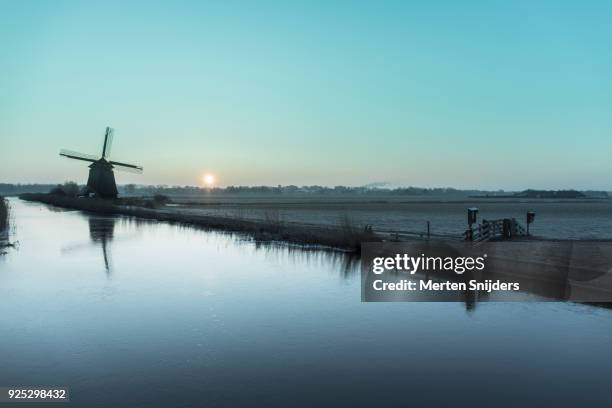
top-left (109, 160), bottom-right (143, 174)
top-left (102, 127), bottom-right (114, 159)
top-left (59, 149), bottom-right (99, 162)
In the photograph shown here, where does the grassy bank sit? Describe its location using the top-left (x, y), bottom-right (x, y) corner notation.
top-left (19, 193), bottom-right (380, 251)
top-left (0, 196), bottom-right (7, 232)
top-left (0, 196), bottom-right (9, 253)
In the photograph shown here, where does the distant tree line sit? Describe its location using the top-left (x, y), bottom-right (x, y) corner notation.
top-left (118, 185), bottom-right (608, 197)
top-left (118, 184), bottom-right (489, 196)
top-left (0, 183), bottom-right (56, 195)
top-left (513, 189), bottom-right (607, 198)
top-left (1, 183), bottom-right (608, 198)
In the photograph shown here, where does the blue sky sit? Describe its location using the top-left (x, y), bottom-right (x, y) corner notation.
top-left (1, 1), bottom-right (611, 189)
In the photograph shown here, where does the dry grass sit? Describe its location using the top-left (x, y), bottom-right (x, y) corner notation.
top-left (264, 210), bottom-right (283, 232)
top-left (19, 193), bottom-right (382, 251)
top-left (337, 214), bottom-right (375, 249)
top-left (0, 196), bottom-right (9, 253)
top-left (0, 196), bottom-right (8, 232)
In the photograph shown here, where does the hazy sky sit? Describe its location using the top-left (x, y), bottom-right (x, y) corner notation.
top-left (1, 1), bottom-right (611, 189)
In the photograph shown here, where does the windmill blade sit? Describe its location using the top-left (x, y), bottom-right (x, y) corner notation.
top-left (109, 160), bottom-right (144, 174)
top-left (113, 165), bottom-right (144, 174)
top-left (60, 149), bottom-right (98, 163)
top-left (102, 127), bottom-right (114, 159)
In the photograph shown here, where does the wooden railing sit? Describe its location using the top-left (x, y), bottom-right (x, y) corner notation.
top-left (465, 218), bottom-right (527, 242)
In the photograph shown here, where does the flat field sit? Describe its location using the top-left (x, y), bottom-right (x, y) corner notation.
top-left (163, 194), bottom-right (612, 240)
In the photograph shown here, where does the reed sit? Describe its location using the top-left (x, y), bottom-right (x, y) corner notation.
top-left (337, 214), bottom-right (375, 249)
top-left (19, 193), bottom-right (381, 251)
top-left (0, 196), bottom-right (8, 232)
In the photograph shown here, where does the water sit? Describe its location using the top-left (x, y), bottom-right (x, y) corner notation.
top-left (1, 198), bottom-right (612, 407)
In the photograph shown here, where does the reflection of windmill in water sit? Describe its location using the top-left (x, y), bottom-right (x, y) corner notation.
top-left (89, 217), bottom-right (116, 275)
top-left (59, 127), bottom-right (143, 198)
top-left (61, 216), bottom-right (118, 276)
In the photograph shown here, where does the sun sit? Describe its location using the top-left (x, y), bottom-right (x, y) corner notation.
top-left (203, 174), bottom-right (215, 187)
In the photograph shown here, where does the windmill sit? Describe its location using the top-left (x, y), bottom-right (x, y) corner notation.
top-left (59, 127), bottom-right (143, 198)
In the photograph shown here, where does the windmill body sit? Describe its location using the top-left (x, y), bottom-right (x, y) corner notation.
top-left (60, 127), bottom-right (143, 199)
top-left (87, 159), bottom-right (118, 198)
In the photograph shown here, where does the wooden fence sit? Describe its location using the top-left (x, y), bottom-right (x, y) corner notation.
top-left (465, 218), bottom-right (527, 242)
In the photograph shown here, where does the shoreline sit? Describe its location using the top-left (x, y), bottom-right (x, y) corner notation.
top-left (18, 193), bottom-right (381, 252)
